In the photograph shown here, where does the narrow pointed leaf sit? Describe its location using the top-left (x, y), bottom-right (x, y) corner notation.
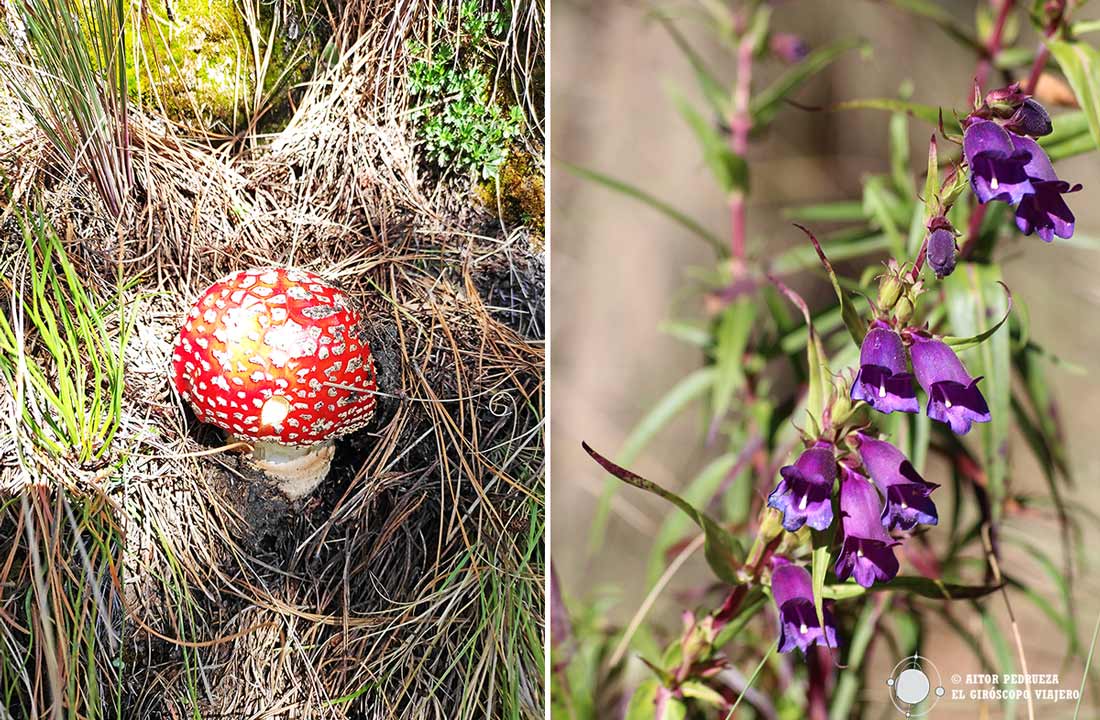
top-left (1047, 40), bottom-right (1100, 149)
top-left (750, 38), bottom-right (867, 128)
top-left (583, 443), bottom-right (745, 583)
top-left (942, 281), bottom-right (1013, 350)
top-left (565, 163), bottom-right (725, 253)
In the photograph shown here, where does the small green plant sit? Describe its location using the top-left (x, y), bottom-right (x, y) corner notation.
top-left (0, 0), bottom-right (132, 218)
top-left (407, 2), bottom-right (523, 180)
top-left (0, 209), bottom-right (133, 467)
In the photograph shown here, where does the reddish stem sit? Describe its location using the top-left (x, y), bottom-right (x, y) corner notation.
top-left (974, 0), bottom-right (1015, 91)
top-left (961, 5), bottom-right (1063, 260)
top-left (807, 646), bottom-right (829, 720)
top-left (1024, 45), bottom-right (1051, 93)
top-left (729, 32), bottom-right (754, 260)
top-left (911, 234), bottom-right (930, 279)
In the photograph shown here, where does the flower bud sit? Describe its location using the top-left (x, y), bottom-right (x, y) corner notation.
top-left (877, 274), bottom-right (903, 312)
top-left (770, 32), bottom-right (810, 64)
top-left (1004, 98), bottom-right (1053, 138)
top-left (829, 372), bottom-right (855, 426)
top-left (926, 226), bottom-right (957, 279)
top-left (892, 295), bottom-right (914, 325)
top-left (983, 82), bottom-right (1027, 118)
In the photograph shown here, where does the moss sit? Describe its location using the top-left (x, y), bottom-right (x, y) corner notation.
top-left (128, 0), bottom-right (324, 133)
top-left (477, 146), bottom-right (545, 246)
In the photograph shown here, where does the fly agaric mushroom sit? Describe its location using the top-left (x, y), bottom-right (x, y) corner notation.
top-left (171, 267), bottom-right (377, 499)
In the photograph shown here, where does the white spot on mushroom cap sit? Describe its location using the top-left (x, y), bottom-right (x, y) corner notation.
top-left (260, 396), bottom-right (290, 426)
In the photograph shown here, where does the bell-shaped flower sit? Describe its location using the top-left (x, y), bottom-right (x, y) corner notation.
top-left (963, 120), bottom-right (1035, 205)
top-left (850, 320), bottom-right (919, 415)
top-left (771, 562), bottom-right (838, 653)
top-left (909, 335), bottom-right (991, 435)
top-left (835, 467), bottom-right (900, 588)
top-left (1010, 133), bottom-right (1082, 242)
top-left (856, 433), bottom-right (939, 531)
top-left (767, 442), bottom-right (836, 532)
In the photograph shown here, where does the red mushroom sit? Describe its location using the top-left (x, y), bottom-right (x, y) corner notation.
top-left (171, 267), bottom-right (377, 498)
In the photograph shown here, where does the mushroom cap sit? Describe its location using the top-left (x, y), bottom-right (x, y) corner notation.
top-left (172, 267), bottom-right (377, 446)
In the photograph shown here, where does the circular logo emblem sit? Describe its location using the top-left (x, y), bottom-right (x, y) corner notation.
top-left (886, 654), bottom-right (945, 717)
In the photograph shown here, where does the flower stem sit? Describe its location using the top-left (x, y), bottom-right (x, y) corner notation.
top-left (974, 0), bottom-right (1015, 91)
top-left (960, 0), bottom-right (1016, 260)
top-left (961, 3), bottom-right (1065, 260)
top-left (729, 31), bottom-right (754, 260)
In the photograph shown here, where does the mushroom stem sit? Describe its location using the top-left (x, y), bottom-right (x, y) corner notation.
top-left (245, 438), bottom-right (335, 500)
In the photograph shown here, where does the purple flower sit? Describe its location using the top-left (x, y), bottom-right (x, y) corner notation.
top-left (856, 433), bottom-right (939, 531)
top-left (909, 335), bottom-right (991, 435)
top-left (834, 468), bottom-right (900, 588)
top-left (963, 120), bottom-right (1036, 205)
top-left (926, 226), bottom-right (957, 278)
top-left (1009, 134), bottom-right (1081, 242)
top-left (771, 563), bottom-right (838, 653)
top-left (767, 442), bottom-right (836, 532)
top-left (850, 321), bottom-right (919, 415)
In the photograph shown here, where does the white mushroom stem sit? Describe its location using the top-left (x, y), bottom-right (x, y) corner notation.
top-left (246, 438), bottom-right (335, 500)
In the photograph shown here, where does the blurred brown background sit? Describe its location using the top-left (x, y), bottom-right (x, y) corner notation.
top-left (550, 0), bottom-right (1100, 716)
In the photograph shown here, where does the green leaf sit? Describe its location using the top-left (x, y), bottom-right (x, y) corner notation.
top-left (588, 368), bottom-right (716, 552)
top-left (750, 38), bottom-right (867, 128)
top-left (646, 452), bottom-right (739, 585)
top-left (769, 275), bottom-right (831, 429)
top-left (923, 134), bottom-right (939, 222)
top-left (565, 163), bottom-right (725, 254)
top-left (672, 89), bottom-right (749, 193)
top-left (710, 298), bottom-right (754, 427)
top-left (785, 201), bottom-right (868, 223)
top-left (944, 264), bottom-right (1011, 517)
top-left (583, 443), bottom-right (745, 583)
top-left (680, 680), bottom-right (726, 706)
top-left (713, 590), bottom-right (766, 648)
top-left (862, 175), bottom-right (907, 258)
top-left (652, 11), bottom-right (729, 116)
top-left (830, 598), bottom-right (881, 718)
top-left (626, 680), bottom-right (687, 720)
top-left (942, 281), bottom-right (1012, 351)
top-left (811, 529), bottom-right (833, 644)
top-left (834, 98), bottom-right (962, 133)
top-left (890, 111), bottom-right (915, 198)
top-left (794, 224), bottom-right (867, 345)
top-left (820, 576), bottom-right (1001, 600)
top-left (882, 0), bottom-right (982, 51)
top-left (1048, 40), bottom-right (1100, 150)
top-left (771, 231), bottom-right (889, 274)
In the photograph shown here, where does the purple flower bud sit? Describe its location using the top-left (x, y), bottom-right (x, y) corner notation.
top-left (771, 563), bottom-right (838, 653)
top-left (926, 227), bottom-right (957, 278)
top-left (856, 433), bottom-right (939, 531)
top-left (850, 321), bottom-right (919, 415)
top-left (1004, 98), bottom-right (1053, 137)
top-left (770, 32), bottom-right (810, 64)
top-left (767, 442), bottom-right (836, 532)
top-left (834, 468), bottom-right (899, 588)
top-left (963, 121), bottom-right (1035, 205)
top-left (909, 335), bottom-right (991, 435)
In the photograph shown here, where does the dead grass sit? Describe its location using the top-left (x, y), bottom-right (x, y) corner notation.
top-left (0, 0), bottom-right (545, 717)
